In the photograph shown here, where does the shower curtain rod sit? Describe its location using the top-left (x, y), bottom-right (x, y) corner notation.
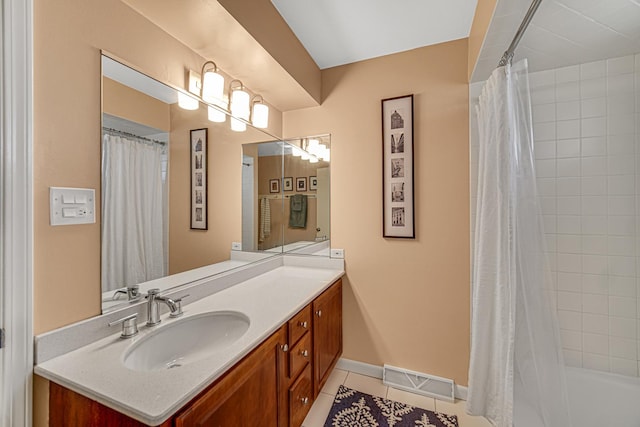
top-left (102, 127), bottom-right (166, 145)
top-left (498, 0), bottom-right (543, 67)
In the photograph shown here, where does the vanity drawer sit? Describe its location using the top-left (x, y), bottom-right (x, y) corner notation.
top-left (288, 305), bottom-right (311, 346)
top-left (289, 331), bottom-right (311, 379)
top-left (289, 365), bottom-right (313, 427)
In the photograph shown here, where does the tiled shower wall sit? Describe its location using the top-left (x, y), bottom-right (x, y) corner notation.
top-left (470, 53), bottom-right (640, 377)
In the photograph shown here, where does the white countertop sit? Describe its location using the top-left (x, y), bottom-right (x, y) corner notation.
top-left (35, 264), bottom-right (343, 425)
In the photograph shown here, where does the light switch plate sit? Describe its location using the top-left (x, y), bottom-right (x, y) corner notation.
top-left (50, 187), bottom-right (96, 226)
top-left (231, 242), bottom-right (242, 251)
top-left (330, 248), bottom-right (345, 259)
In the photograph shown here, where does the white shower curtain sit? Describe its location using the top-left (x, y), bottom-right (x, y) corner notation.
top-left (467, 60), bottom-right (571, 427)
top-left (102, 134), bottom-right (166, 292)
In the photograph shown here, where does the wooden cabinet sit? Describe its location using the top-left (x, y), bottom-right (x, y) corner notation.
top-left (313, 278), bottom-right (342, 397)
top-left (49, 278), bottom-right (342, 427)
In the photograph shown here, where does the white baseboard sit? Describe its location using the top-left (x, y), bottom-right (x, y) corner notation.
top-left (336, 358), bottom-right (468, 401)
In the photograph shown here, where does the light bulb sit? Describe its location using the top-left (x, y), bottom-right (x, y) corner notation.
top-left (321, 148), bottom-right (330, 161)
top-left (201, 70), bottom-right (224, 104)
top-left (309, 156), bottom-right (319, 163)
top-left (208, 105), bottom-right (226, 123)
top-left (252, 102), bottom-right (269, 128)
top-left (301, 151), bottom-right (310, 160)
top-left (230, 89), bottom-right (250, 120)
top-left (178, 92), bottom-right (198, 110)
top-left (292, 147), bottom-right (302, 157)
top-left (230, 117), bottom-right (247, 132)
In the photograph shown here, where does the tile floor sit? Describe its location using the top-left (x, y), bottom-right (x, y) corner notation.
top-left (302, 369), bottom-right (492, 427)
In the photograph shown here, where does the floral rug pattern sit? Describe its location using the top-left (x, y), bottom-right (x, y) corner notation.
top-left (324, 385), bottom-right (459, 427)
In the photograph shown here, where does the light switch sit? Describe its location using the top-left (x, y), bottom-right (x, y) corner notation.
top-left (50, 187), bottom-right (96, 226)
top-left (62, 208), bottom-right (77, 218)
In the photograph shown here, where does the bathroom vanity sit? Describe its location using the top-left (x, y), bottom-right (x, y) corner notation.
top-left (36, 258), bottom-right (343, 426)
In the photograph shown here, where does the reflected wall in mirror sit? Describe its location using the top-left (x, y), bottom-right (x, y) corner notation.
top-left (101, 55), bottom-right (284, 313)
top-left (242, 135), bottom-right (330, 256)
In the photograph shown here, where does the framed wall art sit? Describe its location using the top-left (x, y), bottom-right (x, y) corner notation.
top-left (283, 177), bottom-right (293, 192)
top-left (190, 128), bottom-right (208, 230)
top-left (309, 176), bottom-right (318, 191)
top-left (296, 177), bottom-right (307, 192)
top-left (382, 94), bottom-right (414, 238)
top-left (270, 178), bottom-right (280, 193)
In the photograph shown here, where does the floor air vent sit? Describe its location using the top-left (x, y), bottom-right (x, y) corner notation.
top-left (383, 364), bottom-right (455, 402)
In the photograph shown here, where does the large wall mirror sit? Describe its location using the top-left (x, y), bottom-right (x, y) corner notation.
top-left (242, 137), bottom-right (331, 256)
top-left (100, 55), bottom-right (331, 313)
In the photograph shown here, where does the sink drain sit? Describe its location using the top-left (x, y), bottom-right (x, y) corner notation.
top-left (166, 361), bottom-right (182, 369)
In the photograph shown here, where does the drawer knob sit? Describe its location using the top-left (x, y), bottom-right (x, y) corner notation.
top-left (300, 396), bottom-right (309, 405)
top-left (316, 310), bottom-right (322, 317)
top-left (298, 321), bottom-right (308, 328)
top-left (281, 344), bottom-right (289, 352)
top-left (299, 349), bottom-right (309, 358)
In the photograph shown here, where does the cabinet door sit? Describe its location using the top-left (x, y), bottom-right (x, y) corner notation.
top-left (313, 279), bottom-right (342, 396)
top-left (176, 326), bottom-right (286, 427)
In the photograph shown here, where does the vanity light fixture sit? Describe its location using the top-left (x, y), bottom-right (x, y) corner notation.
top-left (229, 80), bottom-right (250, 132)
top-left (177, 91), bottom-right (199, 110)
top-left (201, 61), bottom-right (226, 123)
top-left (250, 95), bottom-right (269, 129)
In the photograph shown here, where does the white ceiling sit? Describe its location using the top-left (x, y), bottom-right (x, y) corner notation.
top-left (271, 0), bottom-right (479, 69)
top-left (472, 0), bottom-right (640, 82)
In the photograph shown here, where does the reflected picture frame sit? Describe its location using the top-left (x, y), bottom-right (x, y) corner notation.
top-left (190, 128), bottom-right (208, 230)
top-left (296, 177), bottom-right (307, 192)
top-left (270, 178), bottom-right (280, 193)
top-left (309, 176), bottom-right (318, 191)
top-left (283, 176), bottom-right (293, 192)
top-left (382, 94), bottom-right (414, 238)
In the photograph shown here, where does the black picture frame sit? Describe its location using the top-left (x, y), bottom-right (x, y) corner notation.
top-left (382, 94), bottom-right (414, 238)
top-left (269, 178), bottom-right (280, 193)
top-left (190, 128), bottom-right (208, 230)
top-left (296, 177), bottom-right (307, 192)
top-left (283, 177), bottom-right (293, 192)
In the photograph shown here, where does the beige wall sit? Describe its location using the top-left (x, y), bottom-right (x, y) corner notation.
top-left (102, 77), bottom-right (170, 131)
top-left (468, 0), bottom-right (498, 80)
top-left (283, 39), bottom-right (471, 384)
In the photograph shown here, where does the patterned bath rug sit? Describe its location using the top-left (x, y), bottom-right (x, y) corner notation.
top-left (324, 385), bottom-right (459, 427)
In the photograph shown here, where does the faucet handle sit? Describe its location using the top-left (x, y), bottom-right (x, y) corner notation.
top-left (108, 313), bottom-right (139, 338)
top-left (169, 294), bottom-right (190, 318)
top-left (146, 288), bottom-right (160, 297)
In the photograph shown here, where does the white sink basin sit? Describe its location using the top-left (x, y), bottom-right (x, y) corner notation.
top-left (123, 311), bottom-right (250, 372)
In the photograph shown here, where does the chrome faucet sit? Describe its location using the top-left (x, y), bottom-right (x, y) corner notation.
top-left (112, 284), bottom-right (141, 301)
top-left (145, 288), bottom-right (189, 326)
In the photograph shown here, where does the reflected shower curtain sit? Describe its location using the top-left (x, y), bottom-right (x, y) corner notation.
top-left (466, 60), bottom-right (571, 427)
top-left (102, 134), bottom-right (166, 292)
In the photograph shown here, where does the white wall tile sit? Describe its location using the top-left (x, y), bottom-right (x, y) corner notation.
top-left (564, 349), bottom-right (582, 368)
top-left (557, 65), bottom-right (580, 83)
top-left (582, 157), bottom-right (607, 175)
top-left (608, 95), bottom-right (635, 116)
top-left (557, 177), bottom-right (580, 195)
top-left (534, 121), bottom-right (556, 141)
top-left (582, 274), bottom-right (609, 295)
top-left (607, 73), bottom-right (635, 97)
top-left (609, 196), bottom-right (635, 215)
top-left (545, 234), bottom-right (557, 252)
top-left (581, 97), bottom-right (606, 118)
top-left (608, 175), bottom-right (635, 194)
top-left (561, 329), bottom-right (583, 351)
top-left (583, 332), bottom-right (609, 355)
top-left (581, 60), bottom-right (606, 80)
top-left (531, 85), bottom-right (556, 105)
top-left (608, 134), bottom-right (635, 154)
top-left (530, 69), bottom-right (555, 88)
top-left (610, 316), bottom-right (637, 339)
top-left (581, 176), bottom-right (606, 195)
top-left (534, 141), bottom-right (556, 159)
top-left (536, 159), bottom-right (556, 177)
top-left (582, 117), bottom-right (607, 137)
top-left (608, 114), bottom-right (636, 135)
top-left (583, 352), bottom-right (610, 371)
top-left (584, 313), bottom-right (609, 334)
top-left (558, 196), bottom-right (581, 215)
top-left (581, 196), bottom-right (607, 215)
top-left (610, 336), bottom-right (637, 359)
top-left (581, 137), bottom-right (606, 157)
top-left (607, 216), bottom-right (635, 236)
top-left (543, 215), bottom-right (557, 233)
top-left (557, 81), bottom-right (581, 102)
top-left (611, 357), bottom-right (638, 376)
top-left (557, 119), bottom-right (581, 139)
top-left (558, 291), bottom-right (584, 314)
top-left (582, 216), bottom-right (606, 235)
top-left (581, 78), bottom-right (606, 99)
top-left (557, 139), bottom-right (580, 158)
top-left (607, 56), bottom-right (636, 76)
top-left (559, 309), bottom-right (582, 330)
top-left (533, 103), bottom-right (556, 123)
top-left (582, 235), bottom-right (607, 255)
top-left (557, 271), bottom-right (582, 292)
top-left (609, 296), bottom-right (636, 318)
top-left (557, 101), bottom-right (581, 120)
top-left (558, 253), bottom-right (582, 273)
top-left (557, 158), bottom-right (581, 176)
top-left (540, 196), bottom-right (556, 215)
top-left (582, 255), bottom-right (609, 275)
top-left (609, 256), bottom-right (636, 277)
top-left (537, 178), bottom-right (556, 196)
top-left (557, 235), bottom-right (582, 254)
top-left (608, 237), bottom-right (635, 257)
top-left (557, 215), bottom-right (581, 234)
